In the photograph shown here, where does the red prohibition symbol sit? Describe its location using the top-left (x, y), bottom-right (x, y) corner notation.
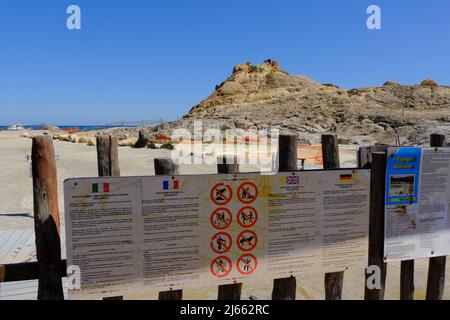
top-left (237, 206), bottom-right (258, 228)
top-left (210, 256), bottom-right (232, 278)
top-left (237, 230), bottom-right (258, 252)
top-left (210, 182), bottom-right (232, 206)
top-left (210, 232), bottom-right (232, 254)
top-left (237, 253), bottom-right (258, 275)
top-left (210, 207), bottom-right (232, 230)
top-left (237, 182), bottom-right (258, 204)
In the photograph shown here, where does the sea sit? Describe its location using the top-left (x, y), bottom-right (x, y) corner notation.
top-left (0, 125), bottom-right (131, 131)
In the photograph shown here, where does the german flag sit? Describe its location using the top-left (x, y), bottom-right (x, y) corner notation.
top-left (339, 174), bottom-right (353, 182)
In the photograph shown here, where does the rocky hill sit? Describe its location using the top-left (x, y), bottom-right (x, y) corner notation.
top-left (152, 60), bottom-right (450, 145)
top-left (27, 60), bottom-right (450, 147)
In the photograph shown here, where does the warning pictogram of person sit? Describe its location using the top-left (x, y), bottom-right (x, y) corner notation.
top-left (237, 254), bottom-right (258, 275)
top-left (210, 232), bottom-right (232, 254)
top-left (210, 182), bottom-right (233, 206)
top-left (210, 256), bottom-right (232, 278)
top-left (237, 182), bottom-right (258, 204)
top-left (237, 206), bottom-right (258, 228)
top-left (210, 208), bottom-right (232, 230)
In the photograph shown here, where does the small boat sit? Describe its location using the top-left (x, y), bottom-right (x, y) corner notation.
top-left (7, 123), bottom-right (25, 131)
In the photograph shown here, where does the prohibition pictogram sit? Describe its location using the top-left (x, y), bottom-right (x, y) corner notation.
top-left (210, 182), bottom-right (233, 206)
top-left (210, 207), bottom-right (232, 230)
top-left (237, 230), bottom-right (258, 252)
top-left (210, 232), bottom-right (232, 254)
top-left (237, 253), bottom-right (258, 275)
top-left (237, 206), bottom-right (258, 228)
top-left (237, 182), bottom-right (258, 204)
top-left (210, 256), bottom-right (232, 278)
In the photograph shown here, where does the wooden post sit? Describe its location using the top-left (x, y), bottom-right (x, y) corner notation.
top-left (397, 106), bottom-right (414, 298)
top-left (364, 152), bottom-right (387, 300)
top-left (358, 146), bottom-right (387, 169)
top-left (321, 134), bottom-right (345, 300)
top-left (400, 260), bottom-right (414, 300)
top-left (321, 134), bottom-right (340, 169)
top-left (430, 133), bottom-right (446, 148)
top-left (426, 134), bottom-right (447, 300)
top-left (217, 156), bottom-right (242, 300)
top-left (96, 134), bottom-right (123, 299)
top-left (1, 260), bottom-right (67, 283)
top-left (32, 135), bottom-right (64, 300)
top-left (158, 290), bottom-right (183, 300)
top-left (154, 157), bottom-right (183, 300)
top-left (96, 134), bottom-right (120, 176)
top-left (0, 265), bottom-right (5, 283)
top-left (277, 134), bottom-right (298, 172)
top-left (272, 134), bottom-right (297, 300)
top-left (217, 155), bottom-right (240, 175)
top-left (134, 130), bottom-right (149, 148)
top-left (154, 158), bottom-right (180, 175)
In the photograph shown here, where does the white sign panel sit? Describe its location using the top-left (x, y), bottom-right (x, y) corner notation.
top-left (384, 147), bottom-right (450, 261)
top-left (64, 169), bottom-right (370, 299)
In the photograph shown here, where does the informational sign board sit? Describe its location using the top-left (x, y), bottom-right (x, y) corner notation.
top-left (64, 169), bottom-right (370, 299)
top-left (384, 147), bottom-right (450, 261)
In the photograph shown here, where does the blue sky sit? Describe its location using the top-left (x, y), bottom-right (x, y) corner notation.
top-left (0, 0), bottom-right (449, 125)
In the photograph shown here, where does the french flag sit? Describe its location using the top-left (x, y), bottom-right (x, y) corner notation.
top-left (163, 180), bottom-right (179, 190)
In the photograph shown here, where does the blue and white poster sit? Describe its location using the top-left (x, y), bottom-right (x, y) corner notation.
top-left (385, 147), bottom-right (421, 205)
top-left (384, 147), bottom-right (450, 262)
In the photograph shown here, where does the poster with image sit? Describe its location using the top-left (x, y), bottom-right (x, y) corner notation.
top-left (384, 147), bottom-right (450, 261)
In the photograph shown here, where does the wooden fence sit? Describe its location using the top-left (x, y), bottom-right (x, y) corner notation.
top-left (0, 133), bottom-right (448, 300)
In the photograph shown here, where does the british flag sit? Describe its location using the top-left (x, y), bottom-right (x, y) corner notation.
top-left (286, 176), bottom-right (300, 185)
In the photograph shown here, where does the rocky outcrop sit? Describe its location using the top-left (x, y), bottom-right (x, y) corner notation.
top-left (41, 125), bottom-right (62, 132)
top-left (19, 60), bottom-right (450, 147)
top-left (170, 60), bottom-right (450, 145)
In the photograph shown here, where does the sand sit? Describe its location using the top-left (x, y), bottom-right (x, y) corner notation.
top-left (0, 130), bottom-right (221, 229)
top-left (1, 130), bottom-right (449, 300)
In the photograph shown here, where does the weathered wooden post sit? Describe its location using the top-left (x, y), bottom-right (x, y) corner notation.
top-left (400, 260), bottom-right (414, 300)
top-left (154, 158), bottom-right (180, 175)
top-left (217, 155), bottom-right (242, 300)
top-left (96, 134), bottom-right (124, 300)
top-left (321, 134), bottom-right (344, 300)
top-left (96, 134), bottom-right (120, 176)
top-left (364, 152), bottom-right (387, 300)
top-left (358, 146), bottom-right (387, 169)
top-left (426, 133), bottom-right (447, 300)
top-left (32, 135), bottom-right (64, 300)
top-left (134, 130), bottom-right (149, 148)
top-left (154, 157), bottom-right (182, 300)
top-left (272, 134), bottom-right (297, 300)
top-left (398, 148), bottom-right (414, 297)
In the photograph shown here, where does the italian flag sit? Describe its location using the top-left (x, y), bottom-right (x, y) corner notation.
top-left (92, 183), bottom-right (110, 193)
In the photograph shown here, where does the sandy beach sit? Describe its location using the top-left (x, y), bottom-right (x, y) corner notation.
top-left (0, 130), bottom-right (221, 229)
top-left (1, 130), bottom-right (450, 300)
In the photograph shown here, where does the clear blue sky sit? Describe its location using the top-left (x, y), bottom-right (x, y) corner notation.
top-left (0, 0), bottom-right (449, 125)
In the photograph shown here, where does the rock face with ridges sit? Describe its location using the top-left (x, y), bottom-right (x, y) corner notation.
top-left (26, 60), bottom-right (450, 147)
top-left (167, 60), bottom-right (450, 145)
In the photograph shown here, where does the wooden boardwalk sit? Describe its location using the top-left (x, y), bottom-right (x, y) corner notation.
top-left (0, 229), bottom-right (67, 300)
